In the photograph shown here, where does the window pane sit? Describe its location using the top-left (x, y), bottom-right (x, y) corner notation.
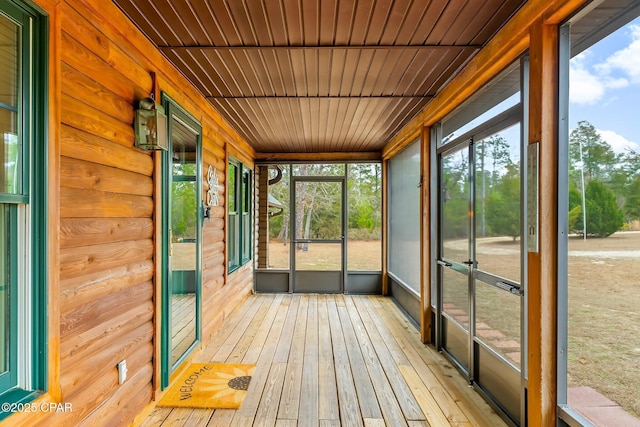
top-left (294, 181), bottom-right (342, 241)
top-left (267, 165), bottom-right (289, 269)
top-left (475, 280), bottom-right (521, 368)
top-left (171, 181), bottom-right (196, 241)
top-left (474, 124), bottom-right (521, 283)
top-left (295, 243), bottom-right (341, 270)
top-left (442, 62), bottom-right (520, 143)
top-left (292, 163), bottom-right (345, 176)
top-left (242, 212), bottom-right (250, 262)
top-left (348, 163), bottom-right (381, 271)
top-left (0, 206), bottom-right (8, 374)
top-left (1, 12), bottom-right (21, 196)
top-left (0, 109), bottom-right (20, 195)
top-left (0, 13), bottom-right (18, 108)
top-left (566, 9), bottom-right (640, 421)
top-left (228, 164), bottom-right (236, 212)
top-left (242, 169), bottom-right (250, 214)
top-left (441, 146), bottom-right (470, 262)
top-left (228, 213), bottom-right (238, 269)
top-left (442, 268), bottom-right (469, 328)
top-left (388, 140), bottom-right (420, 292)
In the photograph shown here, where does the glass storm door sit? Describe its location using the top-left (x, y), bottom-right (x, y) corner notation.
top-left (438, 123), bottom-right (524, 424)
top-left (162, 98), bottom-right (202, 386)
top-left (438, 144), bottom-right (472, 373)
top-left (291, 177), bottom-right (345, 293)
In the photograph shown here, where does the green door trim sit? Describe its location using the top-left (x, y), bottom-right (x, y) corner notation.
top-left (160, 93), bottom-right (203, 388)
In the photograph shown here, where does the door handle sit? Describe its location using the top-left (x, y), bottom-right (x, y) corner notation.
top-left (437, 260), bottom-right (452, 267)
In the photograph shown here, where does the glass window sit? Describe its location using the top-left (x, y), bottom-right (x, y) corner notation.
top-left (265, 165), bottom-right (290, 269)
top-left (228, 158), bottom-right (252, 272)
top-left (474, 123), bottom-right (522, 283)
top-left (241, 166), bottom-right (252, 263)
top-left (388, 139), bottom-right (420, 293)
top-left (347, 163), bottom-right (382, 271)
top-left (561, 3), bottom-right (640, 424)
top-left (441, 62), bottom-right (521, 145)
top-left (292, 163), bottom-right (345, 176)
top-left (0, 0), bottom-right (46, 411)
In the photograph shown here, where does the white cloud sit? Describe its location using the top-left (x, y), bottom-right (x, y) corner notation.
top-left (596, 25), bottom-right (640, 84)
top-left (596, 129), bottom-right (639, 154)
top-left (570, 54), bottom-right (606, 104)
top-left (570, 24), bottom-right (640, 105)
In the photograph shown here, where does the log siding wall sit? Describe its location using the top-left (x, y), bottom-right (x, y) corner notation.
top-left (4, 0), bottom-right (254, 425)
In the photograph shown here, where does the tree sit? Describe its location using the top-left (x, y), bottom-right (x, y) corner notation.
top-left (624, 175), bottom-right (640, 221)
top-left (569, 121), bottom-right (619, 183)
top-left (485, 164), bottom-right (520, 240)
top-left (442, 150), bottom-right (470, 239)
top-left (476, 135), bottom-right (514, 236)
top-left (348, 163), bottom-right (382, 236)
top-left (620, 149), bottom-right (640, 221)
top-left (572, 179), bottom-right (624, 237)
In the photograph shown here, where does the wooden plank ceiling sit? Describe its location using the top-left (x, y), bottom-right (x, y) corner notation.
top-left (112, 0), bottom-right (526, 154)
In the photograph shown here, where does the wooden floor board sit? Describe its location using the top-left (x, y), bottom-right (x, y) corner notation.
top-left (213, 295), bottom-right (274, 362)
top-left (349, 296), bottom-right (425, 421)
top-left (326, 296), bottom-right (364, 427)
top-left (299, 295), bottom-right (319, 425)
top-left (253, 363), bottom-right (287, 427)
top-left (198, 296), bottom-right (264, 362)
top-left (205, 409), bottom-right (234, 427)
top-left (277, 295), bottom-right (308, 419)
top-left (145, 294), bottom-right (507, 427)
top-left (337, 304), bottom-right (382, 419)
top-left (317, 296), bottom-right (339, 421)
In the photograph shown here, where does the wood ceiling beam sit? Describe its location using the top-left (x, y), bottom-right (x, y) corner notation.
top-left (206, 95), bottom-right (432, 100)
top-left (255, 151), bottom-right (382, 162)
top-left (160, 45), bottom-right (481, 51)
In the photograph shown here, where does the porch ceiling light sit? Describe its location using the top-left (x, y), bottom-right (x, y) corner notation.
top-left (134, 97), bottom-right (168, 151)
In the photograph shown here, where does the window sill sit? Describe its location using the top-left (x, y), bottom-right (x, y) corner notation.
top-left (0, 388), bottom-right (42, 421)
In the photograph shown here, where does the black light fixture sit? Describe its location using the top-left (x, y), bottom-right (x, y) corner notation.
top-left (134, 96), bottom-right (168, 151)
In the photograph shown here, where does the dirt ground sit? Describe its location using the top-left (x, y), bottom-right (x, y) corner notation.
top-left (268, 233), bottom-right (640, 418)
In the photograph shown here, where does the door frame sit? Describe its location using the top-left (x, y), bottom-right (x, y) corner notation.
top-left (160, 94), bottom-right (203, 388)
top-left (436, 104), bottom-right (525, 425)
top-left (290, 175), bottom-right (347, 293)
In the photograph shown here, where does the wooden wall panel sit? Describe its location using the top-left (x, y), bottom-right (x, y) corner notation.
top-left (0, 0), bottom-right (255, 425)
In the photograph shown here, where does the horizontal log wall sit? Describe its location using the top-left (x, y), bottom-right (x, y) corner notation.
top-left (3, 0), bottom-right (255, 425)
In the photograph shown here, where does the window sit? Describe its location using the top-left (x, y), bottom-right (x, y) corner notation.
top-left (228, 158), bottom-right (252, 272)
top-left (241, 166), bottom-right (251, 263)
top-left (559, 3), bottom-right (640, 425)
top-left (388, 139), bottom-right (421, 293)
top-left (0, 0), bottom-right (46, 412)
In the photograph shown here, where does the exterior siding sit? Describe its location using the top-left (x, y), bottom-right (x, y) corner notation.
top-left (3, 0), bottom-right (254, 425)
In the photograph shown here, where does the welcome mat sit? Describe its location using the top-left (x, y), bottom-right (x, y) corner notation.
top-left (158, 363), bottom-right (256, 409)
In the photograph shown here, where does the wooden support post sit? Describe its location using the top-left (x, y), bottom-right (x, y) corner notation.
top-left (48, 0), bottom-right (62, 402)
top-left (527, 18), bottom-right (559, 426)
top-left (420, 126), bottom-right (432, 343)
top-left (381, 159), bottom-right (389, 295)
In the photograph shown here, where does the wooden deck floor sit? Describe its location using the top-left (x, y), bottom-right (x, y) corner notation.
top-left (142, 294), bottom-right (507, 427)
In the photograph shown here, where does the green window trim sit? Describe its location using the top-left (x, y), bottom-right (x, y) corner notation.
top-left (0, 0), bottom-right (48, 416)
top-left (228, 158), bottom-right (252, 273)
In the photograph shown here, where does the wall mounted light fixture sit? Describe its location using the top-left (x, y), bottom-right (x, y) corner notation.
top-left (134, 97), bottom-right (168, 151)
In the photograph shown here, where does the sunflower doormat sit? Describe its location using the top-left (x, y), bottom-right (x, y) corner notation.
top-left (158, 363), bottom-right (255, 409)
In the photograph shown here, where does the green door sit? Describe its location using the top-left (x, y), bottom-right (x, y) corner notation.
top-left (162, 97), bottom-right (203, 386)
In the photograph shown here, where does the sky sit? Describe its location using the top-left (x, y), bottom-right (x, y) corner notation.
top-left (441, 14), bottom-right (640, 162)
top-left (570, 16), bottom-right (640, 155)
